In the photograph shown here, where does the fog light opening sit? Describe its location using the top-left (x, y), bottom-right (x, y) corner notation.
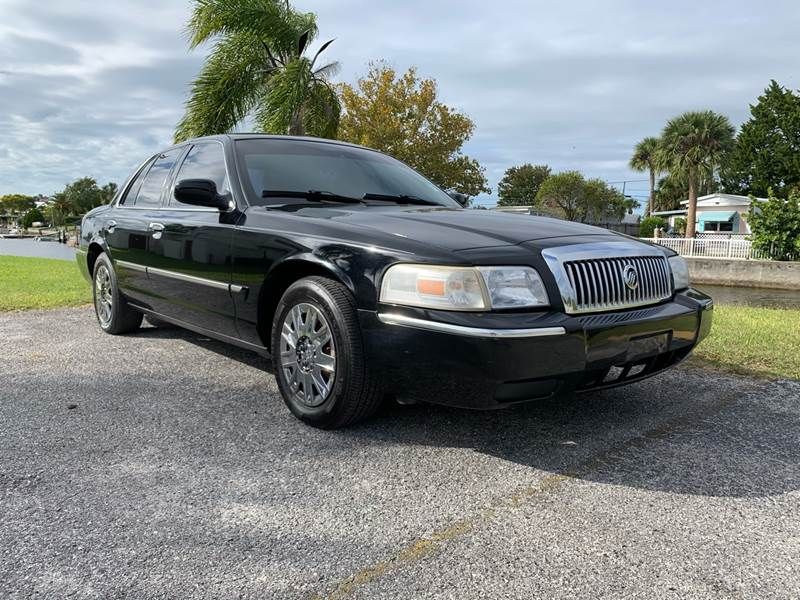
top-left (603, 366), bottom-right (625, 383)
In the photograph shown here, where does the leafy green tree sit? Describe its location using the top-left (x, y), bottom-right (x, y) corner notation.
top-left (639, 216), bottom-right (667, 237)
top-left (59, 177), bottom-right (116, 214)
top-left (21, 207), bottom-right (46, 229)
top-left (748, 190), bottom-right (800, 260)
top-left (100, 182), bottom-right (118, 204)
top-left (535, 172), bottom-right (586, 221)
top-left (175, 0), bottom-right (339, 142)
top-left (0, 194), bottom-right (36, 214)
top-left (629, 136), bottom-right (663, 216)
top-left (673, 217), bottom-right (687, 236)
top-left (338, 63), bottom-right (490, 197)
top-left (584, 178), bottom-right (638, 222)
top-left (721, 81), bottom-right (800, 198)
top-left (660, 110), bottom-right (735, 237)
top-left (534, 172), bottom-right (635, 223)
top-left (497, 164), bottom-right (551, 207)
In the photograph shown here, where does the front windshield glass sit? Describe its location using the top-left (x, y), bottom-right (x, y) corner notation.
top-left (235, 138), bottom-right (459, 207)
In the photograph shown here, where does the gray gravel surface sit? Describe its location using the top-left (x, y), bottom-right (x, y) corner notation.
top-left (1, 307), bottom-right (798, 599)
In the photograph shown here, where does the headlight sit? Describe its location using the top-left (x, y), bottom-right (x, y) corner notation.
top-left (668, 255), bottom-right (689, 290)
top-left (380, 264), bottom-right (549, 311)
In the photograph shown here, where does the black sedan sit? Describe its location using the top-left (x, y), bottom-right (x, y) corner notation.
top-left (77, 135), bottom-right (713, 428)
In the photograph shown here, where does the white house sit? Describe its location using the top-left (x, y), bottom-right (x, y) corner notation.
top-left (651, 193), bottom-right (767, 234)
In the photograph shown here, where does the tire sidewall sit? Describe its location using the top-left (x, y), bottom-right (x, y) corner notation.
top-left (92, 253), bottom-right (121, 332)
top-left (271, 279), bottom-right (358, 423)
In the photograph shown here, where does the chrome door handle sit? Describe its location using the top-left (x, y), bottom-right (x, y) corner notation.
top-left (106, 220), bottom-right (116, 233)
top-left (148, 222), bottom-right (165, 239)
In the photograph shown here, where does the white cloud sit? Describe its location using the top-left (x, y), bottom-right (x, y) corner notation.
top-left (1, 0), bottom-right (799, 206)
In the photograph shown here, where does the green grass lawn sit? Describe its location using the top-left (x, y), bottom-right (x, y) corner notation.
top-left (0, 256), bottom-right (91, 311)
top-left (1, 254), bottom-right (797, 379)
top-left (691, 304), bottom-right (800, 380)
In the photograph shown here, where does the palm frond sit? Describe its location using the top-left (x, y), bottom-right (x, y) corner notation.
top-left (310, 38), bottom-right (335, 68)
top-left (255, 57), bottom-right (313, 135)
top-left (313, 60), bottom-right (340, 79)
top-left (174, 31), bottom-right (266, 142)
top-left (302, 78), bottom-right (341, 138)
top-left (187, 0), bottom-right (317, 61)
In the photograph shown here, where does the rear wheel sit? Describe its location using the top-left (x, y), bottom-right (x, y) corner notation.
top-left (92, 252), bottom-right (142, 335)
top-left (271, 277), bottom-right (382, 428)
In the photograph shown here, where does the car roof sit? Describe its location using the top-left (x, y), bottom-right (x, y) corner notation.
top-left (173, 133), bottom-right (377, 154)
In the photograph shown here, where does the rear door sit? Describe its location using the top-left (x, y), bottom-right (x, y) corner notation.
top-left (143, 141), bottom-right (238, 336)
top-left (105, 155), bottom-right (154, 306)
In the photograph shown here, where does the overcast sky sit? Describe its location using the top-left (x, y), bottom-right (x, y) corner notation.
top-left (1, 0), bottom-right (799, 206)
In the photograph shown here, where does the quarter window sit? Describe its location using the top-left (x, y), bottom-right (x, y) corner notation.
top-left (119, 158), bottom-right (155, 206)
top-left (171, 143), bottom-right (228, 206)
top-left (133, 148), bottom-right (183, 208)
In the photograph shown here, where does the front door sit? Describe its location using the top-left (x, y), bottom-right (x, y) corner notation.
top-left (144, 141), bottom-right (239, 337)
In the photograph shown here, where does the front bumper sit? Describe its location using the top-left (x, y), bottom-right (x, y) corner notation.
top-left (359, 289), bottom-right (713, 409)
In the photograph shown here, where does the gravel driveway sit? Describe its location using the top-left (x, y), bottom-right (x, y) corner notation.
top-left (1, 307), bottom-right (798, 599)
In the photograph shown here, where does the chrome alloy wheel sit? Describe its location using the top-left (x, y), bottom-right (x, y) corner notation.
top-left (279, 303), bottom-right (336, 407)
top-left (94, 263), bottom-right (113, 327)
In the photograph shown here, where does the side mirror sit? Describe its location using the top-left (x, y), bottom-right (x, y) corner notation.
top-left (174, 179), bottom-right (230, 210)
top-left (449, 191), bottom-right (469, 207)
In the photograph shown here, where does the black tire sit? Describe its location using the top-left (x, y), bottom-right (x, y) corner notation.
top-left (270, 276), bottom-right (382, 429)
top-left (92, 252), bottom-right (143, 335)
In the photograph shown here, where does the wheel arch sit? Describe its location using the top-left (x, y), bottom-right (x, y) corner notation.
top-left (256, 255), bottom-right (356, 351)
top-left (86, 238), bottom-right (109, 276)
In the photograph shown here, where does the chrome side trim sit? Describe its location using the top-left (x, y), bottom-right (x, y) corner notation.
top-left (113, 260), bottom-right (248, 295)
top-left (147, 266), bottom-right (230, 291)
top-left (377, 313), bottom-right (566, 338)
top-left (116, 260), bottom-right (147, 273)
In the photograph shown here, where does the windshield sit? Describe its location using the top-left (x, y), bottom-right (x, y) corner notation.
top-left (234, 138), bottom-right (459, 208)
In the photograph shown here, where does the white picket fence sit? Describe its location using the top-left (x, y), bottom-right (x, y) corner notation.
top-left (640, 237), bottom-right (773, 260)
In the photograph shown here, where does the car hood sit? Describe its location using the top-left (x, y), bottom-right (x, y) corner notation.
top-left (276, 205), bottom-right (622, 252)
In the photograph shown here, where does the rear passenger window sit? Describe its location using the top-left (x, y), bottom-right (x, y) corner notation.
top-left (119, 158), bottom-right (155, 206)
top-left (133, 148), bottom-right (182, 208)
top-left (171, 143), bottom-right (228, 206)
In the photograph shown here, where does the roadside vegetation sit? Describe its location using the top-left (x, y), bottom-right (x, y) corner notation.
top-left (691, 305), bottom-right (800, 380)
top-left (0, 256), bottom-right (90, 311)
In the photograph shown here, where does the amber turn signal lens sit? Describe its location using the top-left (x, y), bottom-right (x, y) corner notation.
top-left (417, 279), bottom-right (445, 296)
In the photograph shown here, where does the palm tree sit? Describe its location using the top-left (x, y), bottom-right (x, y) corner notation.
top-left (629, 136), bottom-right (662, 217)
top-left (49, 194), bottom-right (73, 227)
top-left (174, 0), bottom-right (340, 143)
top-left (660, 111), bottom-right (735, 238)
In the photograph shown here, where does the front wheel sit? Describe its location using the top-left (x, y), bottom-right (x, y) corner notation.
top-left (271, 277), bottom-right (382, 429)
top-left (92, 252), bottom-right (143, 335)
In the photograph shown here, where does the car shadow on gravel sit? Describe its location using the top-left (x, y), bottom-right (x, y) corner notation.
top-left (130, 324), bottom-right (800, 500)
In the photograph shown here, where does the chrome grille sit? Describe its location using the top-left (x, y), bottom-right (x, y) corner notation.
top-left (563, 256), bottom-right (671, 313)
top-left (541, 242), bottom-right (674, 315)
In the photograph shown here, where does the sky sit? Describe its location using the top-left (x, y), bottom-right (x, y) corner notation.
top-left (1, 0), bottom-right (799, 207)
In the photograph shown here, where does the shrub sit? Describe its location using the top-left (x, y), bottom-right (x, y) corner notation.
top-left (21, 207), bottom-right (46, 229)
top-left (673, 217), bottom-right (687, 235)
top-left (748, 190), bottom-right (800, 260)
top-left (639, 216), bottom-right (666, 237)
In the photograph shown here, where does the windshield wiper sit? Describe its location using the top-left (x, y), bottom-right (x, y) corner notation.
top-left (261, 190), bottom-right (364, 204)
top-left (362, 193), bottom-right (440, 206)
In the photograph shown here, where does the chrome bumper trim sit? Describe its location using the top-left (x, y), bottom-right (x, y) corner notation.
top-left (377, 313), bottom-right (567, 338)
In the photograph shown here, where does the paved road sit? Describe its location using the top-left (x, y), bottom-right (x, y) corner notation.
top-left (1, 307), bottom-right (798, 599)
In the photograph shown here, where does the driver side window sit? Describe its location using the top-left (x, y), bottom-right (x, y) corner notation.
top-left (171, 143), bottom-right (229, 207)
